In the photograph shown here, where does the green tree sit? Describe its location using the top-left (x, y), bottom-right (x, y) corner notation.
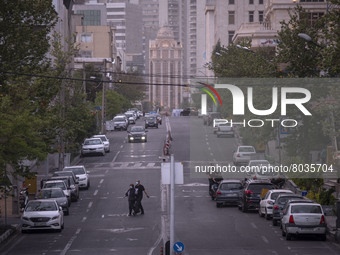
top-left (115, 71), bottom-right (146, 103)
top-left (276, 5), bottom-right (323, 77)
top-left (321, 0), bottom-right (340, 76)
top-left (209, 39), bottom-right (275, 78)
top-left (0, 0), bottom-right (58, 182)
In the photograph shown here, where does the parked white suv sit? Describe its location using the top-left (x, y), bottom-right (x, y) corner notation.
top-left (63, 165), bottom-right (90, 190)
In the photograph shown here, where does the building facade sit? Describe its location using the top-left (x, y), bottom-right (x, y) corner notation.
top-left (149, 26), bottom-right (183, 110)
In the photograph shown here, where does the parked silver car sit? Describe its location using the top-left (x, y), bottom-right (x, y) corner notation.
top-left (63, 165), bottom-right (90, 190)
top-left (281, 201), bottom-right (327, 241)
top-left (92, 134), bottom-right (110, 152)
top-left (81, 138), bottom-right (105, 157)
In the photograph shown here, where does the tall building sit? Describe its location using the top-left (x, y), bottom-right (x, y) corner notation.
top-left (149, 26), bottom-right (183, 110)
top-left (204, 0), bottom-right (266, 76)
top-left (73, 2), bottom-right (118, 73)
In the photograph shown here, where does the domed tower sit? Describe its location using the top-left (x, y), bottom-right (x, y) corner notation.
top-left (148, 26), bottom-right (183, 112)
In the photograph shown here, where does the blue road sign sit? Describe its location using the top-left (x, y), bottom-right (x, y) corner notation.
top-left (94, 106), bottom-right (102, 110)
top-left (173, 242), bottom-right (185, 253)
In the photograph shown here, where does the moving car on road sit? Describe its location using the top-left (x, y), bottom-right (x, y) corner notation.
top-left (128, 126), bottom-right (148, 143)
top-left (21, 199), bottom-right (64, 233)
top-left (145, 116), bottom-right (158, 128)
top-left (81, 138), bottom-right (105, 157)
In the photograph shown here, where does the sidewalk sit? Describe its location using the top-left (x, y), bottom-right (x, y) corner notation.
top-left (0, 215), bottom-right (21, 245)
top-left (326, 215), bottom-right (337, 237)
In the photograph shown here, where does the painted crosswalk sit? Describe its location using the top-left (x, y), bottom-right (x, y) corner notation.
top-left (86, 161), bottom-right (232, 170)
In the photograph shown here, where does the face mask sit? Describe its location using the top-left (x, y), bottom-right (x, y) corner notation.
top-left (136, 182), bottom-right (139, 185)
top-left (130, 186), bottom-right (133, 188)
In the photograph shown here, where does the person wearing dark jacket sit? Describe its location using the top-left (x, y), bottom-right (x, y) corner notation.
top-left (135, 180), bottom-right (149, 215)
top-left (124, 184), bottom-right (136, 216)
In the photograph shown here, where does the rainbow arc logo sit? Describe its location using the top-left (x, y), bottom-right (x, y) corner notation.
top-left (198, 82), bottom-right (222, 107)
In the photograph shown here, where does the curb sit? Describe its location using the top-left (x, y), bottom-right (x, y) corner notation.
top-left (0, 224), bottom-right (20, 245)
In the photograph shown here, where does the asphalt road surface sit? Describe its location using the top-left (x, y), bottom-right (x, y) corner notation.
top-left (1, 116), bottom-right (340, 255)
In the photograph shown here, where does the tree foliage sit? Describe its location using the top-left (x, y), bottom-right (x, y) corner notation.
top-left (0, 0), bottom-right (58, 182)
top-left (276, 5), bottom-right (324, 77)
top-left (209, 39), bottom-right (276, 78)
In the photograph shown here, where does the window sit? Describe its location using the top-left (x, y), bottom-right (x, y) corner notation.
top-left (249, 0), bottom-right (254, 4)
top-left (228, 31), bottom-right (235, 45)
top-left (259, 11), bottom-right (264, 23)
top-left (259, 0), bottom-right (264, 4)
top-left (229, 0), bottom-right (235, 4)
top-left (228, 11), bottom-right (235, 25)
top-left (81, 34), bottom-right (92, 43)
top-left (78, 50), bottom-right (92, 58)
top-left (249, 11), bottom-right (254, 22)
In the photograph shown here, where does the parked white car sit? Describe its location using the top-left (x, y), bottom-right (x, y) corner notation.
top-left (281, 201), bottom-right (327, 241)
top-left (63, 165), bottom-right (90, 190)
top-left (259, 189), bottom-right (293, 219)
top-left (233, 146), bottom-right (256, 166)
top-left (21, 199), bottom-right (64, 233)
top-left (92, 134), bottom-right (110, 152)
top-left (81, 138), bottom-right (105, 157)
top-left (42, 180), bottom-right (71, 206)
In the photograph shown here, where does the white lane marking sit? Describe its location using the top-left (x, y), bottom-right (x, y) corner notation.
top-left (112, 151), bottom-right (120, 162)
top-left (100, 179), bottom-right (104, 184)
top-left (60, 228), bottom-right (81, 255)
top-left (88, 202), bottom-right (93, 209)
top-left (120, 145), bottom-right (123, 148)
top-left (127, 238), bottom-right (138, 241)
top-left (81, 217), bottom-right (87, 223)
top-left (207, 147), bottom-right (211, 150)
top-left (261, 235), bottom-right (269, 244)
top-left (107, 213), bottom-right (128, 217)
top-left (105, 170), bottom-right (108, 174)
top-left (251, 222), bottom-right (257, 229)
top-left (102, 215), bottom-right (105, 218)
top-left (210, 153), bottom-right (213, 156)
top-left (93, 190), bottom-right (98, 196)
top-left (97, 227), bottom-right (144, 233)
top-left (147, 162), bottom-right (155, 167)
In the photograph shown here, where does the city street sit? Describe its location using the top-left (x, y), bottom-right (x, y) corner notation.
top-left (1, 117), bottom-right (340, 254)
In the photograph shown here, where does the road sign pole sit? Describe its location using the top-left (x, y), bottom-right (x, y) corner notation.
top-left (170, 154), bottom-right (175, 255)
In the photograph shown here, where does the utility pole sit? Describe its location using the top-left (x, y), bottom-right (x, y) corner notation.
top-left (58, 72), bottom-right (66, 171)
top-left (101, 59), bottom-right (107, 134)
top-left (83, 61), bottom-right (86, 103)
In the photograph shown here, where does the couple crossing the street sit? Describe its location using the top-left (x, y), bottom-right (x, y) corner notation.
top-left (124, 180), bottom-right (150, 216)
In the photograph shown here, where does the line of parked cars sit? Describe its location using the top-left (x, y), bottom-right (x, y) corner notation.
top-left (212, 178), bottom-right (327, 241)
top-left (21, 165), bottom-right (90, 233)
top-left (111, 109), bottom-right (142, 131)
